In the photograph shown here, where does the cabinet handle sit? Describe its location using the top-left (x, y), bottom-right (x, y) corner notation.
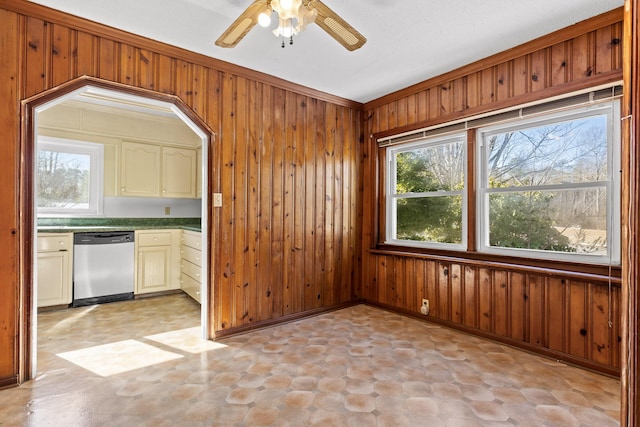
top-left (121, 187), bottom-right (125, 191)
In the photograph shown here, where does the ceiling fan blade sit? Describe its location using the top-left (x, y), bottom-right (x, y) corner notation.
top-left (309, 0), bottom-right (366, 51)
top-left (215, 0), bottom-right (269, 48)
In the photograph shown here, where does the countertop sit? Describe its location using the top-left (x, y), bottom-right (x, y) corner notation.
top-left (37, 218), bottom-right (201, 233)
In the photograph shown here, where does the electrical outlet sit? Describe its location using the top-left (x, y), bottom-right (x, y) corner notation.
top-left (420, 299), bottom-right (430, 315)
top-left (213, 193), bottom-right (223, 207)
top-left (164, 206), bottom-right (171, 215)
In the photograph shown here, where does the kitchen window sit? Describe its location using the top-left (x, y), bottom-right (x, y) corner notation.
top-left (477, 101), bottom-right (620, 265)
top-left (37, 137), bottom-right (104, 216)
top-left (385, 133), bottom-right (467, 249)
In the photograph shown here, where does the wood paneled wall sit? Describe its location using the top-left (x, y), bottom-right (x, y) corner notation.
top-left (0, 0), bottom-right (361, 385)
top-left (360, 9), bottom-right (625, 375)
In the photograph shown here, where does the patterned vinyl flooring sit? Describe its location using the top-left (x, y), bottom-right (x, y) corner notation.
top-left (0, 294), bottom-right (621, 426)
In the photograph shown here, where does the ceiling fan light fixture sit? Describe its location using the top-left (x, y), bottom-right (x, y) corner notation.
top-left (215, 0), bottom-right (366, 51)
top-left (258, 9), bottom-right (272, 27)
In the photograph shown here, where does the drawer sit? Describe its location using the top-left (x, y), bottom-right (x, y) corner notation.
top-left (37, 233), bottom-right (72, 252)
top-left (181, 260), bottom-right (201, 282)
top-left (181, 231), bottom-right (201, 250)
top-left (181, 245), bottom-right (202, 266)
top-left (181, 273), bottom-right (201, 304)
top-left (137, 231), bottom-right (172, 247)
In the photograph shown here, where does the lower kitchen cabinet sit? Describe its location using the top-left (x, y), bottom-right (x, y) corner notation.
top-left (37, 233), bottom-right (73, 307)
top-left (180, 230), bottom-right (202, 303)
top-left (135, 230), bottom-right (181, 294)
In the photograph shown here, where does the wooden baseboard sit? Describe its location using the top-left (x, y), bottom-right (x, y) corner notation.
top-left (362, 299), bottom-right (621, 378)
top-left (213, 300), bottom-right (360, 340)
top-left (0, 375), bottom-right (18, 390)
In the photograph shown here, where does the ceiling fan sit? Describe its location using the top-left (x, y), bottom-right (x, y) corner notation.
top-left (215, 0), bottom-right (366, 51)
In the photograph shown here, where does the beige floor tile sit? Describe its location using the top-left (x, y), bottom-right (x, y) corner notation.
top-left (0, 294), bottom-right (620, 426)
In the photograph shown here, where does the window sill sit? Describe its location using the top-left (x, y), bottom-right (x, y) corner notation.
top-left (369, 244), bottom-right (621, 285)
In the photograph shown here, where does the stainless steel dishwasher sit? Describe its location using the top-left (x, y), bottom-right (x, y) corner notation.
top-left (73, 231), bottom-right (135, 307)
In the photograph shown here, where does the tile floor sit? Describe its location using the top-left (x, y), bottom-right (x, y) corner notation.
top-left (0, 294), bottom-right (621, 426)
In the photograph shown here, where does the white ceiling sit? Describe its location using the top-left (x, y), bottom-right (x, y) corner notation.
top-left (28, 0), bottom-right (624, 103)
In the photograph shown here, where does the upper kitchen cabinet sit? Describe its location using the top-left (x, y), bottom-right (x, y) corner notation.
top-left (120, 142), bottom-right (197, 198)
top-left (120, 141), bottom-right (161, 197)
top-left (37, 101), bottom-right (202, 199)
top-left (162, 146), bottom-right (197, 198)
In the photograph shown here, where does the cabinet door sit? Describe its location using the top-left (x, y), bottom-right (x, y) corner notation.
top-left (162, 147), bottom-right (197, 198)
top-left (136, 246), bottom-right (171, 294)
top-left (37, 251), bottom-right (71, 307)
top-left (120, 141), bottom-right (161, 197)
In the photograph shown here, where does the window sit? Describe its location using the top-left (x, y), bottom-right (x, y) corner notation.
top-left (385, 133), bottom-right (467, 249)
top-left (477, 101), bottom-right (620, 264)
top-left (37, 137), bottom-right (104, 216)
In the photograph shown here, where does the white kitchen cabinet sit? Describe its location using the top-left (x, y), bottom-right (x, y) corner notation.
top-left (120, 141), bottom-right (161, 197)
top-left (135, 230), bottom-right (180, 294)
top-left (162, 146), bottom-right (197, 198)
top-left (119, 141), bottom-right (197, 199)
top-left (180, 230), bottom-right (202, 303)
top-left (37, 233), bottom-right (73, 308)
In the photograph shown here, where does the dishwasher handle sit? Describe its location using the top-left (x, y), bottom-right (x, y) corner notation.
top-left (74, 231), bottom-right (135, 245)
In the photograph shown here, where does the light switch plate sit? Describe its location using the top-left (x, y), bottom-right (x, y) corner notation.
top-left (213, 193), bottom-right (223, 207)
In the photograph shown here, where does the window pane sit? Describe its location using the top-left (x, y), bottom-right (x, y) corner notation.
top-left (38, 150), bottom-right (91, 209)
top-left (395, 141), bottom-right (464, 193)
top-left (396, 196), bottom-right (463, 244)
top-left (487, 115), bottom-right (607, 187)
top-left (488, 188), bottom-right (607, 255)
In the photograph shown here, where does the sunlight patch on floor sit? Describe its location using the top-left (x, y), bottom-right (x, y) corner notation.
top-left (56, 339), bottom-right (183, 376)
top-left (145, 327), bottom-right (227, 354)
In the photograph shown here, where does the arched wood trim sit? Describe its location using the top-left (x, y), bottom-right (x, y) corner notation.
top-left (18, 75), bottom-right (216, 382)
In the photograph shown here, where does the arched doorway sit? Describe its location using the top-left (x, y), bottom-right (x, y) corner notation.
top-left (19, 76), bottom-right (215, 381)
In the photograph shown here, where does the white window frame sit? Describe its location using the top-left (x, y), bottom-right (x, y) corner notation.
top-left (476, 100), bottom-right (621, 265)
top-left (385, 132), bottom-right (467, 250)
top-left (37, 136), bottom-right (104, 217)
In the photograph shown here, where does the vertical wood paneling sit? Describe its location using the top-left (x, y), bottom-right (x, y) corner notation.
top-left (245, 80), bottom-right (260, 325)
top-left (271, 88), bottom-right (285, 319)
top-left (568, 281), bottom-right (587, 359)
top-left (157, 55), bottom-right (175, 95)
top-left (75, 32), bottom-right (96, 77)
top-left (333, 105), bottom-right (345, 305)
top-left (550, 42), bottom-right (568, 86)
top-left (571, 34), bottom-right (590, 81)
top-left (1, 2), bottom-right (363, 386)
top-left (528, 275), bottom-right (546, 347)
top-left (360, 13), bottom-right (623, 374)
top-left (219, 72), bottom-right (235, 330)
top-left (437, 263), bottom-right (449, 319)
top-left (547, 278), bottom-right (565, 352)
top-left (478, 268), bottom-right (492, 332)
top-left (463, 266), bottom-right (477, 328)
top-left (257, 84), bottom-right (274, 322)
top-left (0, 8), bottom-right (20, 379)
top-left (450, 263), bottom-right (462, 324)
top-left (233, 76), bottom-right (248, 326)
top-left (97, 38), bottom-right (117, 81)
top-left (424, 260), bottom-right (436, 311)
top-left (137, 49), bottom-right (154, 90)
top-left (119, 44), bottom-right (135, 86)
top-left (50, 24), bottom-right (72, 87)
top-left (191, 65), bottom-right (206, 116)
top-left (589, 283), bottom-right (612, 366)
top-left (314, 101), bottom-right (327, 310)
top-left (292, 94), bottom-right (306, 313)
top-left (493, 271), bottom-right (508, 336)
top-left (324, 103), bottom-right (336, 307)
top-left (24, 17), bottom-right (47, 97)
top-left (509, 272), bottom-right (526, 341)
top-left (303, 98), bottom-right (317, 311)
